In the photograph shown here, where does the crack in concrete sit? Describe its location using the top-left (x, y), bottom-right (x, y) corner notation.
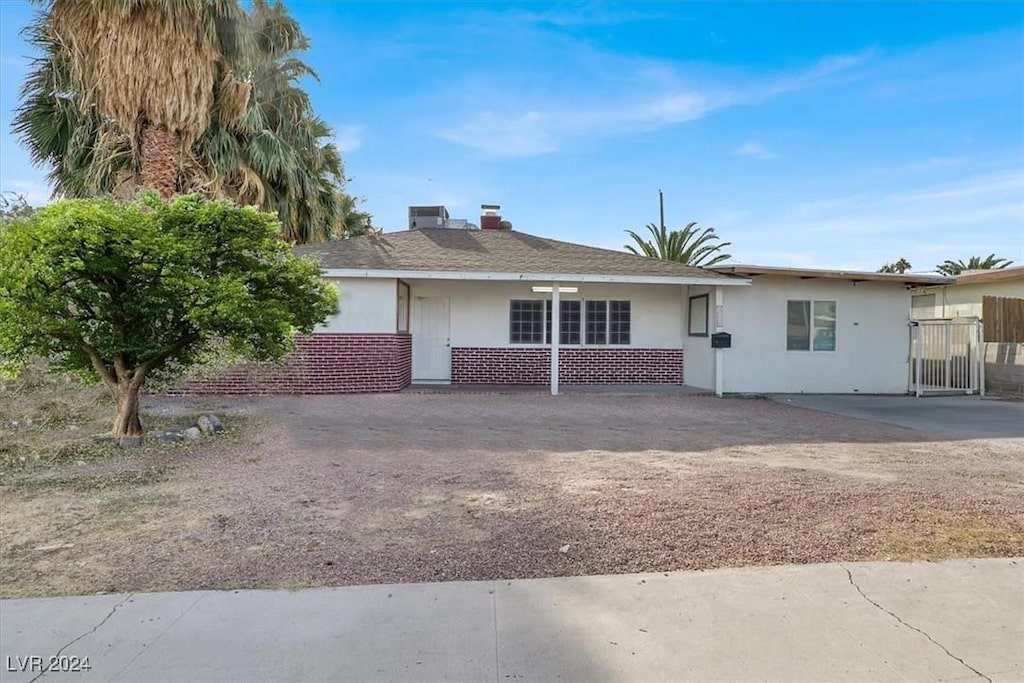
top-left (29, 593), bottom-right (135, 683)
top-left (109, 593), bottom-right (206, 682)
top-left (842, 566), bottom-right (992, 682)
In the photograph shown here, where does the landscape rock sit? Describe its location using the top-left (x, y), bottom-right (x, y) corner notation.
top-left (155, 430), bottom-right (185, 443)
top-left (197, 414), bottom-right (224, 434)
top-left (559, 544), bottom-right (571, 554)
top-left (118, 436), bottom-right (144, 449)
top-left (183, 427), bottom-right (202, 441)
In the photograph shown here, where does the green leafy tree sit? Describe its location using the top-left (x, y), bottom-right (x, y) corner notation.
top-left (625, 222), bottom-right (732, 267)
top-left (0, 194), bottom-right (338, 438)
top-left (935, 254), bottom-right (1014, 276)
top-left (13, 0), bottom-right (354, 242)
top-left (878, 258), bottom-right (912, 274)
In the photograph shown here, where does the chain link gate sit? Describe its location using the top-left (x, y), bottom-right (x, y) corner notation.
top-left (909, 319), bottom-right (984, 396)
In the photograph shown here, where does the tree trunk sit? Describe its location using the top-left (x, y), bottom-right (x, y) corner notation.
top-left (139, 122), bottom-right (181, 199)
top-left (112, 382), bottom-right (144, 438)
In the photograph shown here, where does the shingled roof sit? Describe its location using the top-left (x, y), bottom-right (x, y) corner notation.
top-left (294, 228), bottom-right (737, 281)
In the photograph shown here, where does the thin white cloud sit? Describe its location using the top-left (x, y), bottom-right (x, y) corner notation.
top-left (729, 169), bottom-right (1024, 270)
top-left (865, 29), bottom-right (1023, 104)
top-left (733, 141), bottom-right (776, 160)
top-left (903, 157), bottom-right (966, 171)
top-left (333, 124), bottom-right (363, 153)
top-left (438, 50), bottom-right (871, 157)
top-left (502, 5), bottom-right (679, 28)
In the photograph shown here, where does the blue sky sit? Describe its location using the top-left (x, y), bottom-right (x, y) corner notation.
top-left (1, 1), bottom-right (1022, 271)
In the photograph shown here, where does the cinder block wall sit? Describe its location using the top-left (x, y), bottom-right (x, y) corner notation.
top-left (169, 333), bottom-right (412, 395)
top-left (450, 347), bottom-right (684, 385)
top-left (985, 343), bottom-right (1024, 397)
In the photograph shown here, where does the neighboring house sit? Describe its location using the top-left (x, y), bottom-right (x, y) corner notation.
top-left (910, 266), bottom-right (1024, 320)
top-left (907, 266), bottom-right (1024, 397)
top-left (176, 208), bottom-right (951, 396)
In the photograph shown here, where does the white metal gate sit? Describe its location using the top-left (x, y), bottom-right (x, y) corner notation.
top-left (909, 319), bottom-right (984, 396)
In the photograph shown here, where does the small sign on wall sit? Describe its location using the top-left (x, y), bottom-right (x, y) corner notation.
top-left (711, 331), bottom-right (732, 349)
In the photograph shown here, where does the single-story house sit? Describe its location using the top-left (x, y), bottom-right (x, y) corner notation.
top-left (177, 210), bottom-right (952, 396)
top-left (911, 266), bottom-right (1024, 320)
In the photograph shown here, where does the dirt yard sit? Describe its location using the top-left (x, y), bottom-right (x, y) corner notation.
top-left (2, 391), bottom-right (1023, 598)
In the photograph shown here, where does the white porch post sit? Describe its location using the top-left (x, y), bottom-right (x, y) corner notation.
top-left (713, 286), bottom-right (725, 397)
top-left (551, 282), bottom-right (560, 395)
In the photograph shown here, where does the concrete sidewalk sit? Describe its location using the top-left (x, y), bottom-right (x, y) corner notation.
top-left (2, 559), bottom-right (1021, 682)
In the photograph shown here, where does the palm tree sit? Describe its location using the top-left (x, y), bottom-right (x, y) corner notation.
top-left (625, 222), bottom-right (732, 267)
top-left (878, 258), bottom-right (912, 274)
top-left (23, 0), bottom-right (251, 199)
top-left (335, 192), bottom-right (377, 238)
top-left (197, 0), bottom-right (345, 242)
top-left (13, 0), bottom-right (351, 242)
top-left (935, 254), bottom-right (1014, 276)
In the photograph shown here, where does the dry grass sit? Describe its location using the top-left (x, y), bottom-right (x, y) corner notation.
top-left (875, 510), bottom-right (1024, 561)
top-left (0, 362), bottom-right (113, 470)
top-left (0, 364), bottom-right (249, 597)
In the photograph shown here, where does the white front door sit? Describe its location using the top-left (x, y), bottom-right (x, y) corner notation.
top-left (412, 297), bottom-right (451, 382)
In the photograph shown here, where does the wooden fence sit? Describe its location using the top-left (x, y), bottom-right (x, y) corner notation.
top-left (983, 296), bottom-right (1024, 342)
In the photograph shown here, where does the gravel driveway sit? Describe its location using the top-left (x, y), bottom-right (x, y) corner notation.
top-left (4, 393), bottom-right (1023, 597)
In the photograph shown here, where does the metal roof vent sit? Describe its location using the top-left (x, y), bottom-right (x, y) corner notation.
top-left (409, 205), bottom-right (450, 230)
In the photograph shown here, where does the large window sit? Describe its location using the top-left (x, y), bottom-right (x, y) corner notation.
top-left (787, 300), bottom-right (836, 351)
top-left (510, 299), bottom-right (631, 345)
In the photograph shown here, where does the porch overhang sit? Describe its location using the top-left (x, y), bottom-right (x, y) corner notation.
top-left (323, 268), bottom-right (752, 286)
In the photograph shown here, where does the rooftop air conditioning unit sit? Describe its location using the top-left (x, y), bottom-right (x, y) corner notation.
top-left (409, 205), bottom-right (449, 230)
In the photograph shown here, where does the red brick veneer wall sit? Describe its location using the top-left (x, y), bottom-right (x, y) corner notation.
top-left (169, 333), bottom-right (412, 395)
top-left (451, 347), bottom-right (684, 385)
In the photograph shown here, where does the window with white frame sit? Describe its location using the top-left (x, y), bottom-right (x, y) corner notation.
top-left (509, 299), bottom-right (631, 345)
top-left (786, 300), bottom-right (836, 351)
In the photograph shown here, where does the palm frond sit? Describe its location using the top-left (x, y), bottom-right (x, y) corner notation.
top-left (623, 220), bottom-right (731, 266)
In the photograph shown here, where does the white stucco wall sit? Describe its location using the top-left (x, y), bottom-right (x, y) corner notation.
top-left (719, 277), bottom-right (912, 394)
top-left (912, 278), bottom-right (1024, 319)
top-left (405, 280), bottom-right (685, 348)
top-left (319, 278), bottom-right (397, 333)
top-left (319, 275), bottom-right (910, 393)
